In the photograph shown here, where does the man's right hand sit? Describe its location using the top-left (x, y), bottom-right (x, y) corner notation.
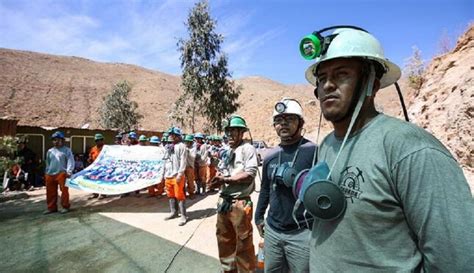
top-left (209, 176), bottom-right (225, 189)
top-left (256, 222), bottom-right (265, 237)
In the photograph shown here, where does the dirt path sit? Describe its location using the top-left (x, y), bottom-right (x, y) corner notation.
top-left (0, 182), bottom-right (264, 273)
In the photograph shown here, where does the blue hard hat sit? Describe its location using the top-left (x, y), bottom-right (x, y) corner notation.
top-left (128, 132), bottom-right (137, 139)
top-left (194, 132), bottom-right (204, 139)
top-left (150, 136), bottom-right (161, 144)
top-left (51, 131), bottom-right (65, 139)
top-left (167, 127), bottom-right (182, 136)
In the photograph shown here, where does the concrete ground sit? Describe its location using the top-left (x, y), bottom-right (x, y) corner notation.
top-left (0, 179), bottom-right (265, 273)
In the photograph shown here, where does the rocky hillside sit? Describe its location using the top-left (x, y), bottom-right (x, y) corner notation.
top-left (406, 24), bottom-right (474, 185)
top-left (0, 49), bottom-right (181, 132)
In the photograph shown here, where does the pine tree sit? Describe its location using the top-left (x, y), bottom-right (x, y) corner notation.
top-left (172, 0), bottom-right (240, 132)
top-left (98, 80), bottom-right (143, 132)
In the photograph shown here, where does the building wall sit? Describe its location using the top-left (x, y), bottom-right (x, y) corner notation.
top-left (0, 119), bottom-right (18, 136)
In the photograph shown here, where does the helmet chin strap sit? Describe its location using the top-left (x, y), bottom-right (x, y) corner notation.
top-left (334, 75), bottom-right (365, 123)
top-left (327, 64), bottom-right (375, 179)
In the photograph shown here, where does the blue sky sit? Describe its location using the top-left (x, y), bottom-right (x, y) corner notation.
top-left (0, 0), bottom-right (472, 84)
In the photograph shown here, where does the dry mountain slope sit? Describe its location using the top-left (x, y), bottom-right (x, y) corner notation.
top-left (406, 24), bottom-right (474, 185)
top-left (0, 47), bottom-right (404, 146)
top-left (0, 48), bottom-right (181, 131)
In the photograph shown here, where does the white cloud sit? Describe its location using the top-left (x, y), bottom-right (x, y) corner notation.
top-left (0, 0), bottom-right (282, 78)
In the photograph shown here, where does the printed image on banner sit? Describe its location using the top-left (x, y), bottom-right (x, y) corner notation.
top-left (67, 145), bottom-right (165, 194)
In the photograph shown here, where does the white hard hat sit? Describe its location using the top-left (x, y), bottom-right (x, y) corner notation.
top-left (273, 98), bottom-right (304, 120)
top-left (305, 28), bottom-right (401, 89)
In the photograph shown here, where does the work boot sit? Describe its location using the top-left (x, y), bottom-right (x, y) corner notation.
top-left (195, 181), bottom-right (201, 195)
top-left (43, 209), bottom-right (57, 215)
top-left (178, 200), bottom-right (187, 226)
top-left (165, 198), bottom-right (178, 220)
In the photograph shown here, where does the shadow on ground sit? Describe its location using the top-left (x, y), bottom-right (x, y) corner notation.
top-left (0, 191), bottom-right (221, 273)
top-left (0, 189), bottom-right (219, 222)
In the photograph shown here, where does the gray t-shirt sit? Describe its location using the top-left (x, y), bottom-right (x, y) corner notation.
top-left (45, 146), bottom-right (75, 175)
top-left (186, 146), bottom-right (196, 168)
top-left (221, 142), bottom-right (258, 199)
top-left (163, 142), bottom-right (187, 178)
top-left (196, 143), bottom-right (208, 167)
top-left (311, 114), bottom-right (473, 272)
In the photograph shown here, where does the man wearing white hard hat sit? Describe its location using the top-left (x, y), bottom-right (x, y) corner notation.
top-left (255, 98), bottom-right (317, 273)
top-left (298, 26), bottom-right (473, 272)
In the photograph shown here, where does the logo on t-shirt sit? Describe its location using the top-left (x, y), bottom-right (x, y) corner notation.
top-left (339, 166), bottom-right (365, 202)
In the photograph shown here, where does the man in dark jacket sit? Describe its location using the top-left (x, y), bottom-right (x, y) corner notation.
top-left (255, 98), bottom-right (316, 273)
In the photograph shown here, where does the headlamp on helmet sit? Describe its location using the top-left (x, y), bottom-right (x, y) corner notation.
top-left (275, 102), bottom-right (287, 113)
top-left (299, 25), bottom-right (368, 60)
top-left (273, 98), bottom-right (304, 120)
top-left (301, 25), bottom-right (401, 90)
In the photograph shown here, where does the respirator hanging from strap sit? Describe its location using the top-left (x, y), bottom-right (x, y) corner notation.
top-left (271, 137), bottom-right (305, 189)
top-left (292, 162), bottom-right (346, 221)
top-left (291, 64), bottom-right (376, 221)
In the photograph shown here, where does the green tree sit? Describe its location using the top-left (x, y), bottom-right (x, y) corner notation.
top-left (404, 46), bottom-right (425, 92)
top-left (173, 0), bottom-right (240, 132)
top-left (0, 136), bottom-right (20, 190)
top-left (99, 80), bottom-right (143, 132)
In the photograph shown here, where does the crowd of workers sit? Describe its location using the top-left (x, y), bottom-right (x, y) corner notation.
top-left (6, 26), bottom-right (474, 272)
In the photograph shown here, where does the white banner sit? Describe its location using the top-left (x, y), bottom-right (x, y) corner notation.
top-left (66, 145), bottom-right (165, 194)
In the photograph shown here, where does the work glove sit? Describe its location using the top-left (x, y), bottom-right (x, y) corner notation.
top-left (217, 195), bottom-right (233, 214)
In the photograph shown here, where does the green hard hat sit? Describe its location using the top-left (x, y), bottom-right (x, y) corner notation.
top-left (305, 28), bottom-right (401, 89)
top-left (223, 115), bottom-right (248, 130)
top-left (139, 135), bottom-right (148, 142)
top-left (94, 133), bottom-right (104, 141)
top-left (184, 134), bottom-right (194, 142)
